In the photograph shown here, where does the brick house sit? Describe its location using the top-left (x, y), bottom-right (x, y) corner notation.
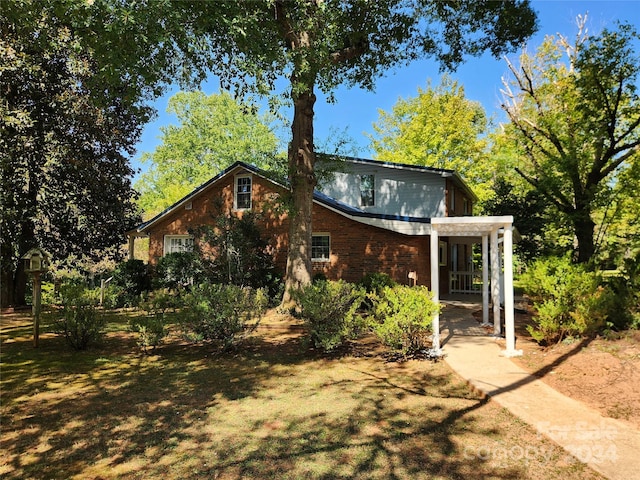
top-left (130, 156), bottom-right (479, 295)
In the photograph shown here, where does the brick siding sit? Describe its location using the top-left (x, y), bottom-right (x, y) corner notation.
top-left (146, 167), bottom-right (457, 292)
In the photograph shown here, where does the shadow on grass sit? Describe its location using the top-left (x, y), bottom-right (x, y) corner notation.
top-left (1, 311), bottom-right (600, 480)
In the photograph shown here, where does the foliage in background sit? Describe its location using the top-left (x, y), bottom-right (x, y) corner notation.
top-left (54, 285), bottom-right (106, 350)
top-left (292, 280), bottom-right (365, 353)
top-left (603, 252), bottom-right (640, 331)
top-left (501, 18), bottom-right (640, 263)
top-left (368, 76), bottom-right (493, 203)
top-left (481, 178), bottom-right (568, 262)
top-left (135, 91), bottom-right (283, 218)
top-left (521, 256), bottom-right (615, 345)
top-left (369, 286), bottom-right (439, 356)
top-left (180, 284), bottom-right (267, 351)
top-left (1, 1), bottom-right (144, 308)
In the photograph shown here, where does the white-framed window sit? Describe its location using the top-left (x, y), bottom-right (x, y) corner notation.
top-left (360, 174), bottom-right (375, 207)
top-left (312, 234), bottom-right (331, 262)
top-left (234, 174), bottom-right (252, 210)
top-left (164, 235), bottom-right (194, 255)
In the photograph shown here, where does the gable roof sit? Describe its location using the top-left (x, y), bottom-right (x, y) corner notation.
top-left (135, 157), bottom-right (477, 236)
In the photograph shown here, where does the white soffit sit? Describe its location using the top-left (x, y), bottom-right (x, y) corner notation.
top-left (431, 216), bottom-right (514, 237)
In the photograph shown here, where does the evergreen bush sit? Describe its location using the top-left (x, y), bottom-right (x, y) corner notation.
top-left (180, 283), bottom-right (267, 351)
top-left (369, 285), bottom-right (438, 356)
top-left (55, 286), bottom-right (106, 350)
top-left (292, 280), bottom-right (365, 352)
top-left (521, 256), bottom-right (614, 344)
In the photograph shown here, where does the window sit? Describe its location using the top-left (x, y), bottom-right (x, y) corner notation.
top-left (360, 174), bottom-right (375, 207)
top-left (164, 235), bottom-right (194, 255)
top-left (312, 234), bottom-right (330, 262)
top-left (439, 241), bottom-right (447, 266)
top-left (449, 187), bottom-right (456, 212)
top-left (463, 198), bottom-right (470, 215)
top-left (235, 175), bottom-right (252, 210)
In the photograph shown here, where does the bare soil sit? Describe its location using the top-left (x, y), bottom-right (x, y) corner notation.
top-left (475, 309), bottom-right (640, 430)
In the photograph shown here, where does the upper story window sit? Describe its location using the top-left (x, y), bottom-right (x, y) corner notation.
top-left (235, 175), bottom-right (252, 210)
top-left (312, 234), bottom-right (330, 262)
top-left (449, 186), bottom-right (456, 213)
top-left (463, 198), bottom-right (470, 215)
top-left (360, 174), bottom-right (375, 207)
top-left (164, 235), bottom-right (194, 255)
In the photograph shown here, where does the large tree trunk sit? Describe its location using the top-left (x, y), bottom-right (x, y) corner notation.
top-left (573, 212), bottom-right (596, 264)
top-left (282, 88), bottom-right (317, 303)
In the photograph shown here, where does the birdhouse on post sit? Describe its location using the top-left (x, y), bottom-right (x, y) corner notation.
top-left (22, 248), bottom-right (50, 274)
top-left (21, 248), bottom-right (50, 347)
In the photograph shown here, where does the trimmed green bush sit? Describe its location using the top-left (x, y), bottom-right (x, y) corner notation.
top-left (55, 286), bottom-right (106, 350)
top-left (129, 290), bottom-right (176, 353)
top-left (180, 283), bottom-right (267, 351)
top-left (521, 256), bottom-right (614, 344)
top-left (292, 280), bottom-right (366, 352)
top-left (369, 285), bottom-right (439, 356)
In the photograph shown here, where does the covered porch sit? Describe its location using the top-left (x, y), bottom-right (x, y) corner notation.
top-left (430, 216), bottom-right (522, 358)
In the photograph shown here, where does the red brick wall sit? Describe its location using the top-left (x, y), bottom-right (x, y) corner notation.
top-left (146, 167), bottom-right (448, 291)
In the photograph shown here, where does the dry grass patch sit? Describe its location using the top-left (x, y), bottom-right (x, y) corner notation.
top-left (1, 309), bottom-right (602, 479)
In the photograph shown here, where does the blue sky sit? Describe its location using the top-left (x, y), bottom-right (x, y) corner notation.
top-left (132, 1), bottom-right (640, 181)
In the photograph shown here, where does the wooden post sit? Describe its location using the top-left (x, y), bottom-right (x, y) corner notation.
top-left (32, 272), bottom-right (42, 348)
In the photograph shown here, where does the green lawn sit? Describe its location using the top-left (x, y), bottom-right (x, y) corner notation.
top-left (0, 309), bottom-right (602, 479)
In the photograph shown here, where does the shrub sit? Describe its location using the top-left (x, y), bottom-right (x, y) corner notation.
top-left (195, 212), bottom-right (279, 289)
top-left (369, 285), bottom-right (439, 356)
top-left (129, 290), bottom-right (176, 353)
top-left (602, 252), bottom-right (640, 331)
top-left (359, 272), bottom-right (397, 294)
top-left (112, 259), bottom-right (151, 306)
top-left (154, 252), bottom-right (204, 292)
top-left (180, 283), bottom-right (267, 351)
top-left (359, 272), bottom-right (397, 311)
top-left (55, 287), bottom-right (106, 350)
top-left (521, 256), bottom-right (614, 344)
top-left (291, 280), bottom-right (365, 352)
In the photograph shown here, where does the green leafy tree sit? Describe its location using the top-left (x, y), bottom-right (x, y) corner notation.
top-left (82, 0), bottom-right (536, 302)
top-left (135, 91), bottom-right (282, 218)
top-left (368, 76), bottom-right (493, 202)
top-left (0, 2), bottom-right (145, 307)
top-left (501, 17), bottom-right (640, 263)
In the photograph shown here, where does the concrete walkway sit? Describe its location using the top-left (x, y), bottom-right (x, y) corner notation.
top-left (439, 300), bottom-right (640, 480)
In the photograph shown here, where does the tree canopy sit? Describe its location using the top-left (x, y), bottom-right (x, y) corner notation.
top-left (135, 91), bottom-right (282, 218)
top-left (368, 76), bottom-right (493, 203)
top-left (501, 17), bottom-right (640, 263)
top-left (1, 1), bottom-right (146, 307)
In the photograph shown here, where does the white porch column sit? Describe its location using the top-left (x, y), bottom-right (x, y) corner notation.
top-left (501, 224), bottom-right (522, 357)
top-left (430, 228), bottom-right (441, 353)
top-left (482, 234), bottom-right (489, 325)
top-left (490, 227), bottom-right (501, 335)
top-left (128, 234), bottom-right (135, 261)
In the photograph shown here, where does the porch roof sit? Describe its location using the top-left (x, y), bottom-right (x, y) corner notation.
top-left (431, 216), bottom-right (520, 242)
